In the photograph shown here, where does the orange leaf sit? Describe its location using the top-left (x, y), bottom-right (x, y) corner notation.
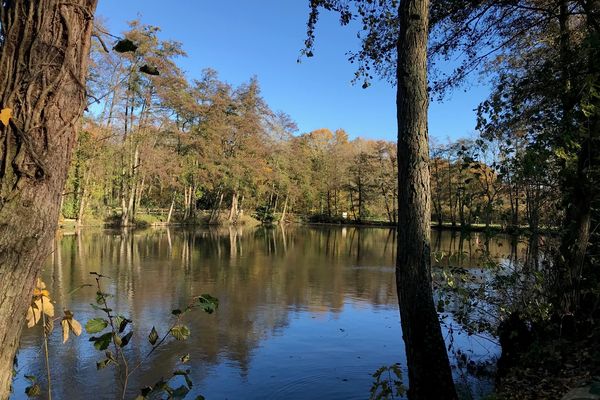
top-left (0, 108), bottom-right (12, 126)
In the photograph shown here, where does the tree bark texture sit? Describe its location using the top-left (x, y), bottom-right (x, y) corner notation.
top-left (0, 1), bottom-right (97, 396)
top-left (395, 0), bottom-right (457, 397)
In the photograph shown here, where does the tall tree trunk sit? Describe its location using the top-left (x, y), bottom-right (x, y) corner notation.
top-left (167, 194), bottom-right (175, 224)
top-left (447, 157), bottom-right (457, 227)
top-left (183, 186), bottom-right (190, 220)
top-left (120, 163), bottom-right (129, 225)
top-left (228, 191), bottom-right (238, 222)
top-left (334, 188), bottom-right (338, 215)
top-left (280, 194), bottom-right (289, 225)
top-left (0, 1), bottom-right (97, 396)
top-left (210, 192), bottom-right (224, 224)
top-left (76, 168), bottom-right (91, 226)
top-left (349, 191), bottom-right (357, 221)
top-left (126, 144), bottom-right (140, 225)
top-left (188, 184), bottom-right (195, 219)
top-left (136, 175), bottom-right (145, 211)
top-left (395, 0), bottom-right (457, 397)
top-left (357, 176), bottom-right (363, 221)
top-left (382, 183), bottom-right (393, 223)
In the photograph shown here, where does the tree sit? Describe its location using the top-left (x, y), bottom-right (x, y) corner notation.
top-left (304, 1), bottom-right (457, 397)
top-left (468, 0), bottom-right (600, 314)
top-left (0, 1), bottom-right (98, 396)
top-left (394, 0), bottom-right (458, 396)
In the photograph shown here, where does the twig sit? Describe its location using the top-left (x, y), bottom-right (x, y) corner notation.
top-left (41, 297), bottom-right (52, 400)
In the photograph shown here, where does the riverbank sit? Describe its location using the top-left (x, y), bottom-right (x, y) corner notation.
top-left (61, 212), bottom-right (557, 237)
top-left (299, 218), bottom-right (557, 236)
top-left (59, 211), bottom-right (262, 229)
top-left (494, 323), bottom-right (600, 399)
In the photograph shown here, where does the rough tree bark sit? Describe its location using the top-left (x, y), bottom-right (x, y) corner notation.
top-left (395, 0), bottom-right (458, 397)
top-left (0, 0), bottom-right (97, 396)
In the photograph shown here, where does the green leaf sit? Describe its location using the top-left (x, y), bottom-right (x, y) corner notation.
top-left (170, 325), bottom-right (190, 341)
top-left (85, 318), bottom-right (108, 334)
top-left (113, 38), bottom-right (138, 53)
top-left (198, 294), bottom-right (219, 314)
top-left (114, 316), bottom-right (131, 333)
top-left (148, 326), bottom-right (159, 345)
top-left (25, 384), bottom-right (41, 397)
top-left (96, 291), bottom-right (113, 304)
top-left (89, 332), bottom-right (113, 351)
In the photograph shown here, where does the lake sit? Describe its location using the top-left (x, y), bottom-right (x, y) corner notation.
top-left (12, 226), bottom-right (530, 399)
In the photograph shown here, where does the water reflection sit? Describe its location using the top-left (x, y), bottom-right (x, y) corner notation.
top-left (13, 227), bottom-right (531, 399)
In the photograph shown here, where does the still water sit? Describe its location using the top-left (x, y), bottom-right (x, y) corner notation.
top-left (12, 226), bottom-right (529, 399)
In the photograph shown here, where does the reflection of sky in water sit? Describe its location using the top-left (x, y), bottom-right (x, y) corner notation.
top-left (12, 227), bottom-right (528, 399)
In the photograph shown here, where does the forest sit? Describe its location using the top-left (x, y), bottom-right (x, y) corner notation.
top-left (0, 0), bottom-right (598, 400)
top-left (66, 21), bottom-right (559, 233)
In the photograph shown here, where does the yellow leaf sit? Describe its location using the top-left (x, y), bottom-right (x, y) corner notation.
top-left (61, 319), bottom-right (69, 343)
top-left (40, 296), bottom-right (54, 318)
top-left (32, 289), bottom-right (50, 298)
top-left (0, 108), bottom-right (11, 127)
top-left (69, 318), bottom-right (82, 336)
top-left (36, 279), bottom-right (46, 290)
top-left (26, 306), bottom-right (41, 328)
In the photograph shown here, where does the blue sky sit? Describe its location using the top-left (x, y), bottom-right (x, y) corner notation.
top-left (96, 0), bottom-right (490, 142)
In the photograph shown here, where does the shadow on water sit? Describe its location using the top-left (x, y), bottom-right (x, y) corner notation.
top-left (13, 226), bottom-right (536, 399)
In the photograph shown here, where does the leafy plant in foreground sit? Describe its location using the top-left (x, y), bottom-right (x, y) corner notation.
top-left (88, 271), bottom-right (217, 399)
top-left (24, 278), bottom-right (85, 399)
top-left (22, 273), bottom-right (217, 399)
top-left (369, 363), bottom-right (405, 400)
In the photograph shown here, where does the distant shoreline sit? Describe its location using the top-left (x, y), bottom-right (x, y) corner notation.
top-left (59, 217), bottom-right (558, 236)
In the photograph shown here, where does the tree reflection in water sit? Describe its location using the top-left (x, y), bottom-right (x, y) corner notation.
top-left (14, 226), bottom-right (531, 400)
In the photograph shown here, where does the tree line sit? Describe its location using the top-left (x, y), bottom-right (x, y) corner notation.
top-left (66, 20), bottom-right (562, 233)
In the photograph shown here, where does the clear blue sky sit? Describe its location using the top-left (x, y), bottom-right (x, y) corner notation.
top-left (96, 0), bottom-right (490, 142)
